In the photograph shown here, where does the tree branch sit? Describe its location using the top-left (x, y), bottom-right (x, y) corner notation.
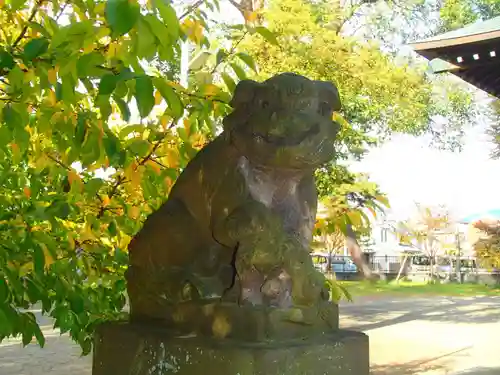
top-left (179, 0), bottom-right (204, 20)
top-left (12, 0), bottom-right (45, 48)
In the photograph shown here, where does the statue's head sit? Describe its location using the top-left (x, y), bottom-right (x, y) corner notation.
top-left (223, 73), bottom-right (341, 169)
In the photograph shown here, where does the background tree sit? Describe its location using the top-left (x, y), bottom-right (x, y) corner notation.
top-left (394, 203), bottom-right (455, 280)
top-left (472, 219), bottom-right (500, 269)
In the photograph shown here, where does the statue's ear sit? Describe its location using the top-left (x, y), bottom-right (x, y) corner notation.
top-left (315, 81), bottom-right (342, 112)
top-left (230, 79), bottom-right (262, 108)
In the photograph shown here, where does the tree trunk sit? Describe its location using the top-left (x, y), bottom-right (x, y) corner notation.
top-left (345, 224), bottom-right (376, 280)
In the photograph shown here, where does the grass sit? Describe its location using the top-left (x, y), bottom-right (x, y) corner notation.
top-left (338, 280), bottom-right (500, 298)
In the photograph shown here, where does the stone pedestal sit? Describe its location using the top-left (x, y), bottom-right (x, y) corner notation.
top-left (93, 322), bottom-right (369, 375)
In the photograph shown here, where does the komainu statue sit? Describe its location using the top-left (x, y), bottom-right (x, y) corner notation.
top-left (126, 72), bottom-right (342, 341)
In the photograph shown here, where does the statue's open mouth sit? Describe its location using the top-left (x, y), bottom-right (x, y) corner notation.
top-left (253, 124), bottom-right (320, 147)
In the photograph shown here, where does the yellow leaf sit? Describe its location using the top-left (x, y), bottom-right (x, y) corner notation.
top-left (164, 176), bottom-right (173, 191)
top-left (68, 234), bottom-right (75, 249)
top-left (107, 42), bottom-right (119, 58)
top-left (81, 223), bottom-right (98, 242)
top-left (347, 211), bottom-right (363, 228)
top-left (19, 262), bottom-right (33, 276)
top-left (367, 207), bottom-right (377, 218)
top-left (146, 160), bottom-right (161, 175)
top-left (47, 68), bottom-right (57, 85)
top-left (160, 115), bottom-right (170, 130)
top-left (41, 243), bottom-right (55, 269)
top-left (128, 206), bottom-right (140, 219)
top-left (375, 194), bottom-right (390, 208)
top-left (244, 10), bottom-right (258, 23)
top-left (94, 2), bottom-right (106, 15)
top-left (182, 19), bottom-right (204, 44)
top-left (68, 170), bottom-right (81, 185)
top-left (102, 195), bottom-right (110, 207)
top-left (10, 143), bottom-right (20, 159)
top-left (183, 118), bottom-right (191, 138)
top-left (83, 43), bottom-right (96, 53)
top-left (125, 162), bottom-right (143, 189)
top-left (203, 84), bottom-right (220, 96)
top-left (166, 148), bottom-right (179, 168)
top-left (119, 232), bottom-right (132, 250)
top-left (48, 89), bottom-right (57, 106)
top-left (23, 186), bottom-right (31, 198)
top-left (154, 90), bottom-right (162, 105)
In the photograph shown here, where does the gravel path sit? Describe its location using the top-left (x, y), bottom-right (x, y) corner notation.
top-left (1, 296), bottom-right (499, 375)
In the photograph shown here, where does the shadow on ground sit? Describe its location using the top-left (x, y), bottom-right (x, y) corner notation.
top-left (371, 359), bottom-right (448, 375)
top-left (340, 296), bottom-right (500, 331)
top-left (370, 347), bottom-right (475, 375)
top-left (453, 367), bottom-right (500, 375)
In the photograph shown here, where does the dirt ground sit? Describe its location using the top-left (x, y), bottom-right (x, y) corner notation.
top-left (0, 295), bottom-right (499, 374)
top-left (340, 295), bottom-right (500, 375)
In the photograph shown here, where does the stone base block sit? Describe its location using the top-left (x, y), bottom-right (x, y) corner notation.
top-left (93, 322), bottom-right (369, 375)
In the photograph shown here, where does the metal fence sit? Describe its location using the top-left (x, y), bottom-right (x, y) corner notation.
top-left (322, 254), bottom-right (500, 283)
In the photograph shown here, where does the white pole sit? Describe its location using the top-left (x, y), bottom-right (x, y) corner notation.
top-left (177, 40), bottom-right (190, 129)
top-left (180, 41), bottom-right (189, 88)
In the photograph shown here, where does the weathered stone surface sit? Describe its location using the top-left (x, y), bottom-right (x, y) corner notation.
top-left (93, 322), bottom-right (369, 375)
top-left (126, 72), bottom-right (343, 339)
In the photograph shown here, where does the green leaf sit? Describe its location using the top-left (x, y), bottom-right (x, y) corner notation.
top-left (75, 115), bottom-right (88, 148)
top-left (10, 0), bottom-right (27, 11)
top-left (2, 104), bottom-right (24, 129)
top-left (96, 95), bottom-right (112, 121)
top-left (114, 97), bottom-right (131, 121)
top-left (103, 132), bottom-right (122, 161)
top-left (134, 75), bottom-right (155, 118)
top-left (143, 14), bottom-right (170, 46)
top-left (221, 72), bottom-right (236, 92)
top-left (0, 126), bottom-right (13, 148)
top-left (0, 50), bottom-right (15, 70)
top-left (22, 330), bottom-right (33, 347)
top-left (45, 200), bottom-right (71, 219)
top-left (136, 18), bottom-right (157, 59)
top-left (216, 49), bottom-right (227, 66)
top-left (119, 124), bottom-right (144, 138)
top-left (33, 323), bottom-right (45, 348)
top-left (105, 0), bottom-right (141, 36)
top-left (23, 38), bottom-right (49, 61)
top-left (98, 74), bottom-right (118, 96)
top-left (255, 26), bottom-right (279, 45)
top-left (77, 52), bottom-right (106, 78)
top-left (155, 1), bottom-right (180, 39)
top-left (236, 52), bottom-right (257, 72)
top-left (230, 63), bottom-right (247, 80)
top-left (108, 220), bottom-right (118, 236)
top-left (33, 245), bottom-right (45, 276)
top-left (189, 51), bottom-right (211, 71)
top-left (153, 78), bottom-right (183, 118)
top-left (128, 139), bottom-right (150, 157)
top-left (85, 178), bottom-right (105, 197)
top-left (0, 275), bottom-right (8, 304)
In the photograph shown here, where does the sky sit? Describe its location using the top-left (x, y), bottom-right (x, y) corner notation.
top-left (352, 126), bottom-right (500, 221)
top-left (200, 1), bottom-right (500, 222)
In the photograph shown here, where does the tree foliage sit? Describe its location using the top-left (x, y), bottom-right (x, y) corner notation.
top-left (0, 0), bottom-right (282, 353)
top-left (394, 204), bottom-right (454, 278)
top-left (439, 0), bottom-right (500, 32)
top-left (240, 0), bottom-right (476, 152)
top-left (472, 220), bottom-right (500, 269)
